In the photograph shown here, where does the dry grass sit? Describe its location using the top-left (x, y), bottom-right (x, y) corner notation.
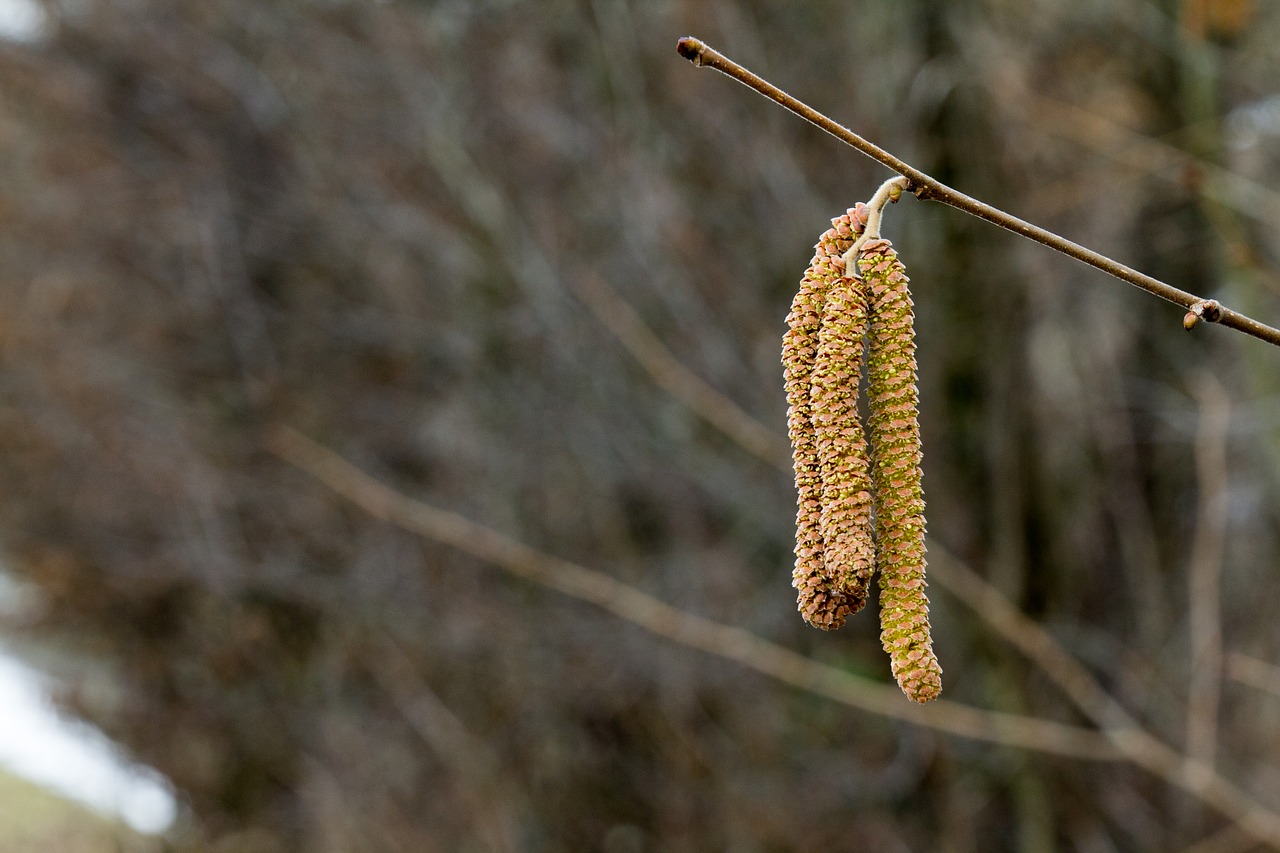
top-left (0, 770), bottom-right (156, 853)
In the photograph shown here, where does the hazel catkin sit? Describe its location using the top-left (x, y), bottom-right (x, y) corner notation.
top-left (783, 206), bottom-right (869, 629)
top-left (809, 277), bottom-right (875, 616)
top-left (858, 237), bottom-right (941, 703)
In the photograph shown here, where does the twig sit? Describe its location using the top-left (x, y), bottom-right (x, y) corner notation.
top-left (1017, 88), bottom-right (1280, 228)
top-left (369, 638), bottom-right (527, 853)
top-left (1186, 375), bottom-right (1230, 768)
top-left (569, 269), bottom-right (791, 469)
top-left (268, 425), bottom-right (1117, 761)
top-left (1179, 825), bottom-right (1257, 853)
top-left (675, 37), bottom-right (1280, 349)
top-left (273, 425), bottom-right (1280, 845)
top-left (1226, 653), bottom-right (1280, 699)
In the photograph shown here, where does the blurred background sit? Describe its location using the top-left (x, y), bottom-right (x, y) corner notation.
top-left (1, 0), bottom-right (1280, 850)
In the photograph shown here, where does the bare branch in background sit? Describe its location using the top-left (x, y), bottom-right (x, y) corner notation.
top-left (269, 425), bottom-right (1116, 761)
top-left (367, 637), bottom-right (531, 853)
top-left (569, 270), bottom-right (790, 469)
top-left (1021, 92), bottom-right (1280, 228)
top-left (1226, 653), bottom-right (1280, 699)
top-left (273, 425), bottom-right (1280, 847)
top-left (1179, 825), bottom-right (1257, 853)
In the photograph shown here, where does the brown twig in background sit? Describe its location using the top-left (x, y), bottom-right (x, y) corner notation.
top-left (1226, 653), bottom-right (1280, 699)
top-left (272, 425), bottom-right (1280, 846)
top-left (1186, 375), bottom-right (1230, 768)
top-left (1179, 825), bottom-right (1257, 853)
top-left (268, 425), bottom-right (1117, 761)
top-left (1020, 91), bottom-right (1280, 228)
top-left (675, 37), bottom-right (1280, 349)
top-left (367, 636), bottom-right (530, 853)
top-left (569, 270), bottom-right (791, 469)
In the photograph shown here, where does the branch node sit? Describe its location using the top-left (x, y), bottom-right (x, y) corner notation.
top-left (1184, 299), bottom-right (1223, 330)
top-left (676, 36), bottom-right (706, 66)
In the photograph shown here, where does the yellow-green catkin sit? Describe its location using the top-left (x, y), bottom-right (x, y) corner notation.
top-left (783, 206), bottom-right (868, 630)
top-left (810, 277), bottom-right (875, 615)
top-left (858, 237), bottom-right (942, 702)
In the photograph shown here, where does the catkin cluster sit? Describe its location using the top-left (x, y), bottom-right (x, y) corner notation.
top-left (783, 212), bottom-right (942, 703)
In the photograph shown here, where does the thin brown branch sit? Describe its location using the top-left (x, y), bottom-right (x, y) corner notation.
top-left (1179, 825), bottom-right (1257, 853)
top-left (369, 638), bottom-right (528, 853)
top-left (569, 270), bottom-right (790, 469)
top-left (268, 424), bottom-right (1117, 762)
top-left (274, 423), bottom-right (1280, 846)
top-left (675, 37), bottom-right (1280, 349)
top-left (1226, 653), bottom-right (1280, 699)
top-left (1023, 91), bottom-right (1280, 228)
top-left (1187, 375), bottom-right (1230, 767)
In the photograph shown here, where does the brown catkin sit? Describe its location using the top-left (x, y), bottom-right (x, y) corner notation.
top-left (783, 206), bottom-right (868, 629)
top-left (810, 278), bottom-right (875, 614)
top-left (858, 237), bottom-right (942, 702)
